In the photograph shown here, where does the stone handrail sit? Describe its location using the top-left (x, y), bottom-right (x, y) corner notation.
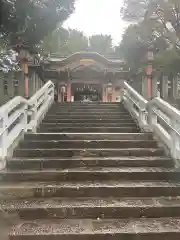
top-left (0, 80), bottom-right (54, 169)
top-left (28, 81), bottom-right (54, 132)
top-left (123, 81), bottom-right (180, 164)
top-left (148, 97), bottom-right (180, 164)
top-left (123, 81), bottom-right (148, 130)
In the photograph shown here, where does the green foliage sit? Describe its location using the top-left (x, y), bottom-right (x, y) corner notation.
top-left (121, 0), bottom-right (149, 21)
top-left (41, 30), bottom-right (115, 56)
top-left (0, 0), bottom-right (75, 50)
top-left (154, 48), bottom-right (180, 75)
top-left (60, 29), bottom-right (89, 54)
top-left (117, 24), bottom-right (147, 71)
top-left (41, 28), bottom-right (89, 55)
top-left (116, 22), bottom-right (169, 72)
top-left (41, 26), bottom-right (69, 53)
top-left (120, 0), bottom-right (180, 75)
top-left (89, 34), bottom-right (113, 55)
top-left (121, 0), bottom-right (180, 51)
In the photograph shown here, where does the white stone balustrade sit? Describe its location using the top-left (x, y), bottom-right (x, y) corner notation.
top-left (123, 81), bottom-right (180, 165)
top-left (0, 81), bottom-right (54, 169)
top-left (148, 97), bottom-right (180, 166)
top-left (123, 82), bottom-right (148, 130)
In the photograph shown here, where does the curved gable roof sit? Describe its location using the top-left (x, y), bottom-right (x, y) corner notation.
top-left (49, 52), bottom-right (124, 67)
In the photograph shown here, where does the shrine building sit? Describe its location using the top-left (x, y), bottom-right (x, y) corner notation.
top-left (43, 52), bottom-right (129, 102)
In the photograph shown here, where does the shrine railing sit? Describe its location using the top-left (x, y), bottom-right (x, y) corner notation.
top-left (123, 82), bottom-right (148, 130)
top-left (123, 81), bottom-right (180, 164)
top-left (0, 81), bottom-right (54, 169)
top-left (148, 97), bottom-right (180, 165)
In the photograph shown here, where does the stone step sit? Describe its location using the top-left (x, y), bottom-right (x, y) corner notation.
top-left (40, 123), bottom-right (137, 128)
top-left (48, 110), bottom-right (127, 114)
top-left (9, 218), bottom-right (180, 240)
top-left (51, 103), bottom-right (123, 106)
top-left (45, 114), bottom-right (131, 119)
top-left (46, 113), bottom-right (130, 117)
top-left (8, 218), bottom-right (180, 240)
top-left (19, 140), bottom-right (157, 149)
top-left (1, 181), bottom-right (180, 199)
top-left (24, 133), bottom-right (153, 141)
top-left (47, 110), bottom-right (128, 114)
top-left (48, 106), bottom-right (127, 110)
top-left (0, 167), bottom-right (178, 182)
top-left (51, 103), bottom-right (124, 106)
top-left (7, 157), bottom-right (173, 170)
top-left (13, 148), bottom-right (164, 158)
top-left (43, 119), bottom-right (135, 123)
top-left (3, 197), bottom-right (180, 219)
top-left (38, 127), bottom-right (140, 133)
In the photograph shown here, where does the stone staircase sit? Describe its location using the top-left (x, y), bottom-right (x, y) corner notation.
top-left (1, 102), bottom-right (180, 239)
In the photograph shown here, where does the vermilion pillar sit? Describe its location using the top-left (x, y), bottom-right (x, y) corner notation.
top-left (146, 48), bottom-right (154, 100)
top-left (146, 64), bottom-right (152, 100)
top-left (22, 61), bottom-right (29, 98)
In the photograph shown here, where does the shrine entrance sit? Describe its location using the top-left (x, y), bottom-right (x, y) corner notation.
top-left (43, 52), bottom-right (129, 103)
top-left (72, 83), bottom-right (102, 102)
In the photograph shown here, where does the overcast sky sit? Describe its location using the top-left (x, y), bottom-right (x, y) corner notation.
top-left (63, 0), bottom-right (128, 45)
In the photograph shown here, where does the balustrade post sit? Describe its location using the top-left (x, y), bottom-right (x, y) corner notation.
top-left (23, 104), bottom-right (28, 132)
top-left (151, 76), bottom-right (158, 98)
top-left (139, 109), bottom-right (148, 128)
top-left (160, 76), bottom-right (169, 101)
top-left (169, 76), bottom-right (179, 106)
top-left (142, 76), bottom-right (148, 100)
top-left (0, 113), bottom-right (8, 168)
top-left (148, 106), bottom-right (157, 131)
top-left (170, 120), bottom-right (180, 160)
top-left (29, 101), bottom-right (38, 133)
top-left (126, 92), bottom-right (134, 112)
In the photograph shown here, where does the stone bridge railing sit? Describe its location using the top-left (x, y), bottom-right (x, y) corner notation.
top-left (123, 81), bottom-right (180, 165)
top-left (0, 81), bottom-right (54, 169)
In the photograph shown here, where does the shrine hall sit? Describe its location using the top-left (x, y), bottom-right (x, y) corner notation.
top-left (43, 52), bottom-right (129, 102)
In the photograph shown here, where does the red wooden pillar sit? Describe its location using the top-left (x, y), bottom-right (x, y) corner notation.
top-left (18, 48), bottom-right (30, 99)
top-left (146, 49), bottom-right (154, 100)
top-left (146, 64), bottom-right (152, 100)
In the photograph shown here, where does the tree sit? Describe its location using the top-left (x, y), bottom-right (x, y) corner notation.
top-left (89, 34), bottom-right (113, 55)
top-left (42, 32), bottom-right (115, 56)
top-left (0, 37), bottom-right (19, 72)
top-left (41, 26), bottom-right (69, 53)
top-left (0, 49), bottom-right (19, 72)
top-left (117, 22), bottom-right (169, 72)
top-left (60, 29), bottom-right (89, 54)
top-left (41, 28), bottom-right (89, 55)
top-left (1, 0), bottom-right (75, 50)
top-left (117, 24), bottom-right (147, 71)
top-left (121, 0), bottom-right (149, 21)
top-left (154, 48), bottom-right (180, 75)
top-left (121, 0), bottom-right (180, 51)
